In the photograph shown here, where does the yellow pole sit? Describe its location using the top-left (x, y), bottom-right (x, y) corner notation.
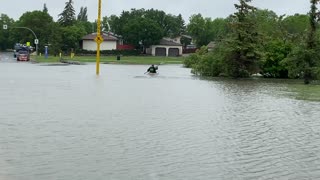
top-left (96, 0), bottom-right (102, 75)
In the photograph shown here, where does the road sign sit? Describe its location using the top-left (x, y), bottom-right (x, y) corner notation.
top-left (34, 39), bottom-right (39, 45)
top-left (3, 25), bottom-right (7, 30)
top-left (94, 36), bottom-right (104, 44)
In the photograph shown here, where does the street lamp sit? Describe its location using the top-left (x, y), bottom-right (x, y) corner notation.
top-left (2, 25), bottom-right (39, 55)
top-left (14, 27), bottom-right (39, 55)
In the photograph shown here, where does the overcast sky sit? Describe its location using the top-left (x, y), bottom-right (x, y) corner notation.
top-left (0, 0), bottom-right (311, 22)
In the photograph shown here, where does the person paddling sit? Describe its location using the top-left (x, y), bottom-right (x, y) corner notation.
top-left (146, 64), bottom-right (158, 74)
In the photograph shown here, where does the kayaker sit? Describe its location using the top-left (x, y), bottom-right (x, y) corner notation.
top-left (146, 64), bottom-right (158, 73)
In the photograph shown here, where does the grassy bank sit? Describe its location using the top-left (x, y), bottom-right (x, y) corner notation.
top-left (33, 55), bottom-right (183, 65)
top-left (287, 83), bottom-right (320, 101)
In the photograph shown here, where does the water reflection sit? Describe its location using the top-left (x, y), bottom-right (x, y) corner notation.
top-left (0, 53), bottom-right (320, 180)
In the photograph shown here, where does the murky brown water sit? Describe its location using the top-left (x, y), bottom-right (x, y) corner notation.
top-left (1, 52), bottom-right (320, 180)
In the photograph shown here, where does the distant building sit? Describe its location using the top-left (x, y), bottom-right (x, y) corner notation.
top-left (81, 32), bottom-right (118, 51)
top-left (147, 38), bottom-right (183, 57)
top-left (171, 35), bottom-right (197, 54)
top-left (166, 35), bottom-right (193, 45)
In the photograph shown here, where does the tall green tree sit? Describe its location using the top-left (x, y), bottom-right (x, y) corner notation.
top-left (211, 18), bottom-right (230, 41)
top-left (43, 3), bottom-right (48, 13)
top-left (224, 0), bottom-right (261, 77)
top-left (187, 14), bottom-right (230, 47)
top-left (180, 35), bottom-right (192, 48)
top-left (281, 14), bottom-right (309, 43)
top-left (76, 6), bottom-right (91, 34)
top-left (103, 15), bottom-right (120, 33)
top-left (101, 16), bottom-right (110, 32)
top-left (77, 21), bottom-right (94, 34)
top-left (122, 17), bottom-right (163, 49)
top-left (187, 14), bottom-right (213, 47)
top-left (107, 8), bottom-right (185, 46)
top-left (145, 9), bottom-right (185, 37)
top-left (58, 0), bottom-right (76, 26)
top-left (261, 39), bottom-right (291, 78)
top-left (47, 22), bottom-right (63, 56)
top-left (0, 14), bottom-right (15, 50)
top-left (185, 0), bottom-right (262, 77)
top-left (110, 10), bottom-right (133, 36)
top-left (248, 9), bottom-right (292, 78)
top-left (77, 7), bottom-right (88, 22)
top-left (287, 0), bottom-right (320, 84)
top-left (304, 0), bottom-right (320, 83)
top-left (11, 11), bottom-right (54, 53)
top-left (249, 9), bottom-right (280, 38)
top-left (285, 0), bottom-right (320, 84)
top-left (176, 14), bottom-right (186, 36)
top-left (60, 25), bottom-right (86, 51)
top-left (164, 14), bottom-right (186, 37)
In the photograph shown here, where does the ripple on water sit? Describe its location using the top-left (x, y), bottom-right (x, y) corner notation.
top-left (0, 60), bottom-right (320, 179)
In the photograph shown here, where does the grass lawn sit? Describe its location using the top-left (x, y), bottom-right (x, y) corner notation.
top-left (33, 55), bottom-right (184, 65)
top-left (287, 83), bottom-right (320, 101)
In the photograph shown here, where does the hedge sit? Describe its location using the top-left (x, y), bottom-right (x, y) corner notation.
top-left (76, 49), bottom-right (141, 56)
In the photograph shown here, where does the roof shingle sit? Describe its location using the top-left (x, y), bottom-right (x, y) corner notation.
top-left (158, 39), bottom-right (182, 46)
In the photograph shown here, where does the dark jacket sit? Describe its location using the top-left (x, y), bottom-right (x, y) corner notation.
top-left (147, 65), bottom-right (157, 73)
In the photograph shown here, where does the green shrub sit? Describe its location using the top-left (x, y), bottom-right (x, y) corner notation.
top-left (260, 40), bottom-right (291, 78)
top-left (192, 44), bottom-right (228, 76)
top-left (283, 45), bottom-right (320, 80)
top-left (183, 46), bottom-right (208, 68)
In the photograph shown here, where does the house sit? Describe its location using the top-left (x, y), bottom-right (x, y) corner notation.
top-left (167, 35), bottom-right (193, 45)
top-left (147, 38), bottom-right (183, 57)
top-left (168, 35), bottom-right (197, 54)
top-left (81, 32), bottom-right (118, 51)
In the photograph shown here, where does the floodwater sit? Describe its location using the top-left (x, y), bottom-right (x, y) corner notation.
top-left (1, 52), bottom-right (320, 180)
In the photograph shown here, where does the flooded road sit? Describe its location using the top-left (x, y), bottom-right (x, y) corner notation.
top-left (1, 52), bottom-right (320, 180)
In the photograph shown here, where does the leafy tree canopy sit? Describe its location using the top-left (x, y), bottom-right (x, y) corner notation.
top-left (0, 14), bottom-right (15, 50)
top-left (60, 25), bottom-right (86, 51)
top-left (187, 14), bottom-right (229, 47)
top-left (122, 17), bottom-right (164, 48)
top-left (12, 11), bottom-right (54, 50)
top-left (105, 8), bottom-right (185, 47)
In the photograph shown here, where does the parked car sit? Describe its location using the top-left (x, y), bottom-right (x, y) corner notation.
top-left (17, 51), bottom-right (30, 61)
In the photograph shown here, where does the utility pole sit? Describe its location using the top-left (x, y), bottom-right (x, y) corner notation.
top-left (95, 0), bottom-right (103, 75)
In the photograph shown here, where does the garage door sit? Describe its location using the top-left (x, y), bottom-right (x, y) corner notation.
top-left (168, 48), bottom-right (179, 57)
top-left (155, 47), bottom-right (166, 56)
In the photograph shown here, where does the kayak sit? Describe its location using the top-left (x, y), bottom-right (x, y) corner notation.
top-left (146, 72), bottom-right (158, 76)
